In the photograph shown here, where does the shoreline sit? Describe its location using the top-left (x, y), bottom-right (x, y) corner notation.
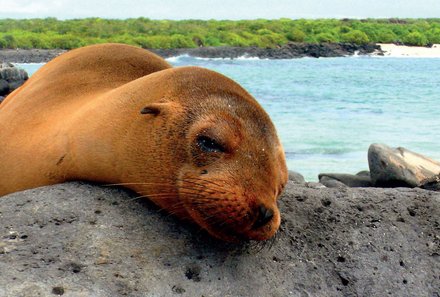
top-left (378, 43), bottom-right (440, 58)
top-left (0, 43), bottom-right (379, 63)
top-left (1, 43), bottom-right (440, 64)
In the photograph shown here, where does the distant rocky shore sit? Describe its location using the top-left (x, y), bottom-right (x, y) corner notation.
top-left (0, 48), bottom-right (66, 63)
top-left (151, 42), bottom-right (382, 59)
top-left (0, 42), bottom-right (382, 63)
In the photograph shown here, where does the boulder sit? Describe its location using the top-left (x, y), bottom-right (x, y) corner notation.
top-left (319, 175), bottom-right (347, 188)
top-left (368, 144), bottom-right (440, 187)
top-left (1, 182), bottom-right (438, 297)
top-left (288, 170), bottom-right (306, 184)
top-left (0, 78), bottom-right (9, 96)
top-left (0, 62), bottom-right (28, 97)
top-left (420, 174), bottom-right (440, 191)
top-left (319, 171), bottom-right (372, 188)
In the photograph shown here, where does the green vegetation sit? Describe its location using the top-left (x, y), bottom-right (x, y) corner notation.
top-left (0, 18), bottom-right (439, 49)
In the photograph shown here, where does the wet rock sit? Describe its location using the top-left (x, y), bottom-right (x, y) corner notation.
top-left (0, 182), bottom-right (438, 297)
top-left (318, 172), bottom-right (372, 188)
top-left (288, 170), bottom-right (306, 184)
top-left (368, 143), bottom-right (440, 187)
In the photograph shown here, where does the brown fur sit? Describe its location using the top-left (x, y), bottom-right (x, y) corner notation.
top-left (0, 43), bottom-right (288, 241)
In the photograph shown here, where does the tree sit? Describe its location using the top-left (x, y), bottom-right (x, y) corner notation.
top-left (376, 29), bottom-right (398, 43)
top-left (403, 32), bottom-right (428, 46)
top-left (286, 29), bottom-right (306, 42)
top-left (315, 32), bottom-right (338, 43)
top-left (341, 30), bottom-right (370, 44)
top-left (426, 28), bottom-right (440, 44)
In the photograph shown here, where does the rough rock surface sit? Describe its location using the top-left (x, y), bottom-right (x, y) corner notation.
top-left (1, 182), bottom-right (438, 297)
top-left (369, 143), bottom-right (440, 187)
top-left (0, 62), bottom-right (28, 98)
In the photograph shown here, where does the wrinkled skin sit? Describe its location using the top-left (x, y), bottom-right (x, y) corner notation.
top-left (0, 43), bottom-right (288, 241)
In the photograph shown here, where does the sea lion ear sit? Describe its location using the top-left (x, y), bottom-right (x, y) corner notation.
top-left (140, 105), bottom-right (161, 116)
top-left (140, 102), bottom-right (172, 116)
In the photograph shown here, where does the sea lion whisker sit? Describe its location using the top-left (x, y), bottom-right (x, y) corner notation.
top-left (106, 179), bottom-right (231, 196)
top-left (137, 188), bottom-right (220, 198)
top-left (185, 177), bottom-right (230, 190)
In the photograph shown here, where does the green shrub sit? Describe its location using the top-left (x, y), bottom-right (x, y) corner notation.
top-left (376, 29), bottom-right (398, 43)
top-left (341, 30), bottom-right (370, 44)
top-left (315, 32), bottom-right (338, 43)
top-left (426, 28), bottom-right (440, 44)
top-left (2, 34), bottom-right (17, 48)
top-left (286, 29), bottom-right (306, 42)
top-left (403, 31), bottom-right (428, 46)
top-left (0, 18), bottom-right (438, 49)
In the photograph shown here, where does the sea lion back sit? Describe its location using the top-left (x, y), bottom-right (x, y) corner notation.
top-left (0, 43), bottom-right (171, 195)
top-left (0, 43), bottom-right (171, 112)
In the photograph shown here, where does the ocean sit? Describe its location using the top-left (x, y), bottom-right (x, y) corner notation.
top-left (17, 56), bottom-right (440, 181)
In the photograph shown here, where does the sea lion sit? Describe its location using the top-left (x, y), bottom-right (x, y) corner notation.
top-left (0, 43), bottom-right (288, 241)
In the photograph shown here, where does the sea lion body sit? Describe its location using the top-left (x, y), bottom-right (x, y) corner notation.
top-left (0, 44), bottom-right (288, 241)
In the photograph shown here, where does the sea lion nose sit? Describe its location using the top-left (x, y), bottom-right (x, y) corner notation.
top-left (252, 205), bottom-right (274, 229)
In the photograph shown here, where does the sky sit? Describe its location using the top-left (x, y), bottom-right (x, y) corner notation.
top-left (0, 0), bottom-right (439, 20)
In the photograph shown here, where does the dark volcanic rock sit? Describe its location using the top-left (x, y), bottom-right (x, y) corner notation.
top-left (151, 42), bottom-right (381, 59)
top-left (0, 78), bottom-right (8, 94)
top-left (0, 62), bottom-right (29, 98)
top-left (319, 175), bottom-right (348, 188)
top-left (288, 170), bottom-right (306, 184)
top-left (0, 49), bottom-right (66, 63)
top-left (368, 143), bottom-right (440, 187)
top-left (1, 182), bottom-right (438, 296)
top-left (319, 172), bottom-right (372, 188)
top-left (0, 43), bottom-right (381, 64)
top-left (421, 174), bottom-right (440, 191)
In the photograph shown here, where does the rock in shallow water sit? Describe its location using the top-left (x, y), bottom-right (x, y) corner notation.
top-left (0, 182), bottom-right (438, 297)
top-left (368, 143), bottom-right (440, 187)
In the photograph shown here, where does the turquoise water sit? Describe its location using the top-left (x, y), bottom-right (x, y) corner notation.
top-left (17, 57), bottom-right (440, 181)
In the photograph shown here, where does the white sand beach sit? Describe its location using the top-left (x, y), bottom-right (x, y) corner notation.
top-left (377, 43), bottom-right (440, 58)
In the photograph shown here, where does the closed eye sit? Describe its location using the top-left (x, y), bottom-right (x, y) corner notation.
top-left (197, 136), bottom-right (225, 153)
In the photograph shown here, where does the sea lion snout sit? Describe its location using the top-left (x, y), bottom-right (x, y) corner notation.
top-left (252, 204), bottom-right (275, 229)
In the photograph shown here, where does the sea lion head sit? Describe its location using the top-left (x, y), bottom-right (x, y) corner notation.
top-left (131, 67), bottom-right (288, 242)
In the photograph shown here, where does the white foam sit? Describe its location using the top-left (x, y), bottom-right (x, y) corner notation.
top-left (165, 54), bottom-right (268, 62)
top-left (164, 54), bottom-right (191, 63)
